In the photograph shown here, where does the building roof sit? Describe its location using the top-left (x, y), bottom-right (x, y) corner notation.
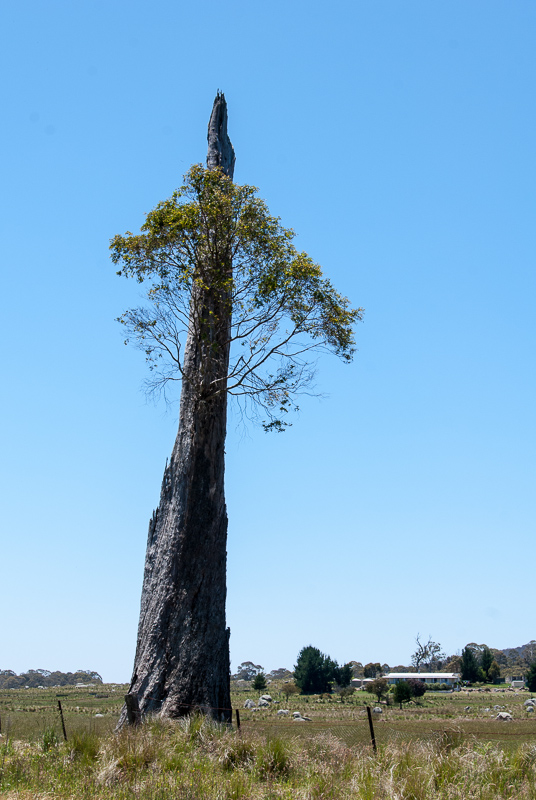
top-left (384, 673), bottom-right (460, 680)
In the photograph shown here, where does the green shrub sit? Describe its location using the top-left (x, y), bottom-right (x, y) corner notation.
top-left (368, 677), bottom-right (388, 702)
top-left (393, 682), bottom-right (412, 707)
top-left (281, 682), bottom-right (300, 701)
top-left (407, 678), bottom-right (426, 699)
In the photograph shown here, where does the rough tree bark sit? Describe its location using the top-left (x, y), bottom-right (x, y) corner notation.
top-left (118, 93), bottom-right (235, 727)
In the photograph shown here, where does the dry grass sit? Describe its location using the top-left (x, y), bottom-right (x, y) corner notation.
top-left (1, 714), bottom-right (536, 799)
top-left (1, 684), bottom-right (536, 797)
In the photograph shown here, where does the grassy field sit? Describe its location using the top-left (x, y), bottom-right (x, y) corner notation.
top-left (2, 682), bottom-right (536, 748)
top-left (1, 683), bottom-right (535, 798)
top-left (236, 683), bottom-right (536, 749)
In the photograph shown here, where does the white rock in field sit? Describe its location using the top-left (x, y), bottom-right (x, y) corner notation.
top-left (496, 712), bottom-right (513, 721)
top-left (277, 709), bottom-right (289, 716)
top-left (292, 712), bottom-right (311, 722)
top-left (523, 699), bottom-right (535, 706)
top-left (260, 695), bottom-right (272, 703)
top-left (244, 699), bottom-right (256, 709)
top-left (373, 707), bottom-right (382, 713)
top-left (526, 706), bottom-right (534, 713)
top-left (95, 713), bottom-right (104, 717)
top-left (258, 698), bottom-right (270, 707)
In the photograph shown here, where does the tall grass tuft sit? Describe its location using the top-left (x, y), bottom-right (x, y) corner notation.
top-left (41, 726), bottom-right (59, 752)
top-left (254, 736), bottom-right (293, 780)
top-left (70, 729), bottom-right (100, 764)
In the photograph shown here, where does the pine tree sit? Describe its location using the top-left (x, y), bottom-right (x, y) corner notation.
top-left (526, 663), bottom-right (536, 692)
top-left (253, 673), bottom-right (267, 691)
top-left (480, 646), bottom-right (493, 680)
top-left (461, 647), bottom-right (481, 683)
top-left (294, 646), bottom-right (339, 694)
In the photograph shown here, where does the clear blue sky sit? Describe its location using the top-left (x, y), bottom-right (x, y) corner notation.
top-left (1, 0), bottom-right (534, 682)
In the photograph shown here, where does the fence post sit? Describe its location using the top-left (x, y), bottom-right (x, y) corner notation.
top-left (366, 705), bottom-right (377, 752)
top-left (125, 692), bottom-right (142, 726)
top-left (57, 700), bottom-right (68, 741)
top-left (235, 708), bottom-right (241, 732)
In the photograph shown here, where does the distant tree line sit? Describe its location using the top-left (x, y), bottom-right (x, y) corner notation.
top-left (231, 638), bottom-right (536, 691)
top-left (0, 669), bottom-right (103, 689)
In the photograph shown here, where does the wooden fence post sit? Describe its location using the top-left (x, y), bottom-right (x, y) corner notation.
top-left (366, 705), bottom-right (377, 752)
top-left (57, 700), bottom-right (68, 741)
top-left (125, 692), bottom-right (142, 726)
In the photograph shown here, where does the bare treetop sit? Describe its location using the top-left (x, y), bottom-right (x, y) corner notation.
top-left (206, 91), bottom-right (236, 179)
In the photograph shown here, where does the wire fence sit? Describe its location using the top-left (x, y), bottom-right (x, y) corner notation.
top-left (1, 697), bottom-right (535, 750)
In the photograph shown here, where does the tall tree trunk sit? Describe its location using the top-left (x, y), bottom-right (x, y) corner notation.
top-left (118, 93), bottom-right (235, 726)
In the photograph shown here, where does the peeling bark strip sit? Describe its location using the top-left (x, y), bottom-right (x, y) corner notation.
top-left (118, 94), bottom-right (234, 727)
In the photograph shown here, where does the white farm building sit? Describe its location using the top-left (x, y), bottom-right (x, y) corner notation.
top-left (384, 673), bottom-right (460, 687)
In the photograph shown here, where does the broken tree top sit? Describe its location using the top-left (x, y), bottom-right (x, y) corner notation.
top-left (206, 92), bottom-right (236, 180)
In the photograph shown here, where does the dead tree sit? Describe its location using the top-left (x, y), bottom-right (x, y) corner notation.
top-left (118, 93), bottom-right (235, 726)
top-left (113, 93), bottom-right (360, 727)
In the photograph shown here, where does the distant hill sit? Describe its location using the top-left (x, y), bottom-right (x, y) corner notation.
top-left (0, 669), bottom-right (103, 689)
top-left (492, 641), bottom-right (536, 673)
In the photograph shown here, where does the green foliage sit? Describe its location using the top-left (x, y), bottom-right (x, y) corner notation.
top-left (526, 663), bottom-right (536, 692)
top-left (407, 678), bottom-right (426, 699)
top-left (252, 672), bottom-right (267, 691)
top-left (281, 682), bottom-right (300, 701)
top-left (488, 660), bottom-right (501, 683)
top-left (393, 681), bottom-right (413, 707)
top-left (363, 663), bottom-right (381, 678)
top-left (461, 646), bottom-right (481, 683)
top-left (294, 645), bottom-right (340, 694)
top-left (367, 678), bottom-right (388, 702)
top-left (481, 646), bottom-right (494, 680)
top-left (112, 165), bottom-right (362, 431)
top-left (336, 663), bottom-right (353, 688)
